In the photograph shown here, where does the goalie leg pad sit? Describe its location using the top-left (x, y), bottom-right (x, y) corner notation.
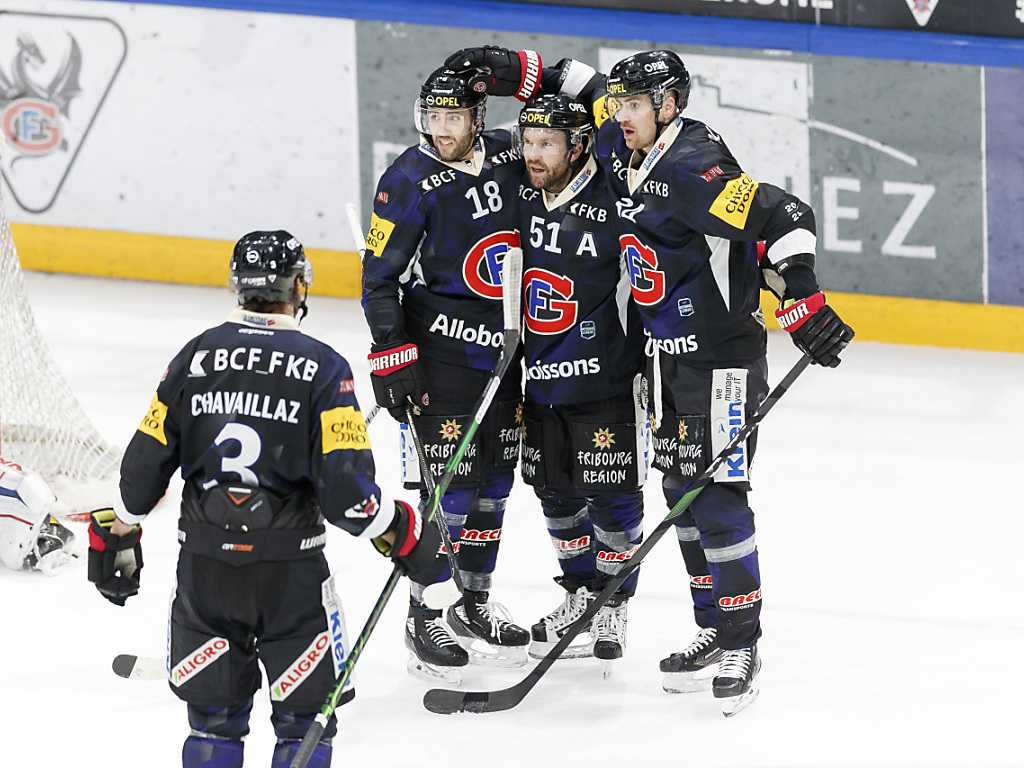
top-left (0, 459), bottom-right (61, 571)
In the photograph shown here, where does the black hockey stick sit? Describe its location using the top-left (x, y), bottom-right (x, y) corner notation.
top-left (406, 405), bottom-right (466, 599)
top-left (291, 246), bottom-right (524, 768)
top-left (422, 353), bottom-right (812, 715)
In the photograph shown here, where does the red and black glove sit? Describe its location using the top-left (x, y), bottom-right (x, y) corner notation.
top-left (88, 508), bottom-right (143, 606)
top-left (367, 341), bottom-right (430, 421)
top-left (372, 500), bottom-right (442, 582)
top-left (444, 45), bottom-right (542, 101)
top-left (775, 292), bottom-right (855, 368)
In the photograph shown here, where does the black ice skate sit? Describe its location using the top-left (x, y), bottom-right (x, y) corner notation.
top-left (593, 595), bottom-right (628, 679)
top-left (25, 515), bottom-right (78, 574)
top-left (405, 603), bottom-right (468, 686)
top-left (712, 645), bottom-right (762, 717)
top-left (660, 626), bottom-right (724, 693)
top-left (446, 590), bottom-right (529, 668)
top-left (529, 582), bottom-right (595, 660)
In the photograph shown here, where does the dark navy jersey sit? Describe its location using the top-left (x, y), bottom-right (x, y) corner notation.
top-left (586, 90), bottom-right (818, 368)
top-left (361, 131), bottom-right (524, 370)
top-left (519, 156), bottom-right (645, 405)
top-left (117, 310), bottom-right (393, 540)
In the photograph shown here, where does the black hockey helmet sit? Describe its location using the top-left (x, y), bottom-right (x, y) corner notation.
top-left (512, 93), bottom-right (594, 156)
top-left (415, 67), bottom-right (487, 138)
top-left (230, 230), bottom-right (313, 306)
top-left (607, 50), bottom-right (690, 116)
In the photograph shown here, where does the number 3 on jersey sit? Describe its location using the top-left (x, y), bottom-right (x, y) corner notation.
top-left (621, 234), bottom-right (665, 306)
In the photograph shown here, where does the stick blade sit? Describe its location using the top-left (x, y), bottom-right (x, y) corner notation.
top-left (112, 654), bottom-right (165, 681)
top-left (423, 686), bottom-right (522, 715)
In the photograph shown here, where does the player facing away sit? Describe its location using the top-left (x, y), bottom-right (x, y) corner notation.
top-left (0, 456), bottom-right (77, 574)
top-left (360, 65), bottom-right (541, 683)
top-left (445, 46), bottom-right (855, 715)
top-left (513, 94), bottom-right (647, 666)
top-left (87, 231), bottom-right (440, 768)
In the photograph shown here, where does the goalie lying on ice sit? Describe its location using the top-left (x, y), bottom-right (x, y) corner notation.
top-left (0, 456), bottom-right (78, 574)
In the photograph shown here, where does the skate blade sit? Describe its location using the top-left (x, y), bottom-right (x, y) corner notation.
top-left (601, 660), bottom-right (614, 680)
top-left (456, 637), bottom-right (528, 668)
top-left (406, 654), bottom-right (463, 687)
top-left (720, 680), bottom-right (760, 717)
top-left (528, 636), bottom-right (595, 661)
top-left (662, 663), bottom-right (719, 694)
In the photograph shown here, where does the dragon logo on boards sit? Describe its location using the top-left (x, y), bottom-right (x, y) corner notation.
top-left (904, 0), bottom-right (939, 26)
top-left (0, 13), bottom-right (126, 213)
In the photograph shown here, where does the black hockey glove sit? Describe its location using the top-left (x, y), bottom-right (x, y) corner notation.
top-left (776, 292), bottom-right (855, 368)
top-left (367, 341), bottom-right (430, 421)
top-left (372, 500), bottom-right (442, 583)
top-left (444, 45), bottom-right (542, 101)
top-left (88, 509), bottom-right (143, 606)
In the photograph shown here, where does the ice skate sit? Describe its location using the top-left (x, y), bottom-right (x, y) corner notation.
top-left (713, 645), bottom-right (761, 717)
top-left (446, 590), bottom-right (529, 668)
top-left (405, 603), bottom-right (467, 686)
top-left (529, 582), bottom-right (596, 660)
top-left (593, 595), bottom-right (627, 679)
top-left (25, 515), bottom-right (79, 575)
top-left (660, 626), bottom-right (724, 693)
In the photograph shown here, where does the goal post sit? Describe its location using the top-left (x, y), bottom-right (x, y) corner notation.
top-left (0, 133), bottom-right (122, 503)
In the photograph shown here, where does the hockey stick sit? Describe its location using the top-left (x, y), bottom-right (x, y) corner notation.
top-left (406, 405), bottom-right (466, 602)
top-left (422, 353), bottom-right (812, 715)
top-left (291, 247), bottom-right (524, 768)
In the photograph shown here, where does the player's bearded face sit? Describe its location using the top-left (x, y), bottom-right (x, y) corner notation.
top-left (426, 108), bottom-right (476, 161)
top-left (522, 128), bottom-right (573, 192)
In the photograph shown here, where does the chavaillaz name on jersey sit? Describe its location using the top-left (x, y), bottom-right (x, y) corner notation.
top-left (191, 390), bottom-right (301, 424)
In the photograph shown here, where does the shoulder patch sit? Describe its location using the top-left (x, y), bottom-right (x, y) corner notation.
top-left (366, 213), bottom-right (395, 256)
top-left (138, 392), bottom-right (169, 446)
top-left (320, 406), bottom-right (371, 453)
top-left (709, 173), bottom-right (759, 230)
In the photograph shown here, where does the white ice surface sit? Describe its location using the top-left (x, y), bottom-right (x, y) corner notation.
top-left (2, 272), bottom-right (1023, 767)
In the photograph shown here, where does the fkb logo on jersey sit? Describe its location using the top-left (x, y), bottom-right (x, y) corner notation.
top-left (524, 267), bottom-right (577, 335)
top-left (462, 230), bottom-right (520, 300)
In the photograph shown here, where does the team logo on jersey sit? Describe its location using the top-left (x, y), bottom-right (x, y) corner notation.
top-left (0, 14), bottom-right (126, 213)
top-left (462, 230), bottom-right (520, 300)
top-left (591, 428), bottom-right (615, 450)
top-left (621, 234), bottom-right (665, 306)
top-left (523, 267), bottom-right (578, 335)
top-left (439, 419), bottom-right (462, 442)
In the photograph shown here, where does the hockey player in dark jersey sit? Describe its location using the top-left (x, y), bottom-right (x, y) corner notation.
top-left (445, 46), bottom-right (854, 715)
top-left (360, 66), bottom-right (542, 682)
top-left (512, 94), bottom-right (647, 666)
top-left (87, 231), bottom-right (440, 768)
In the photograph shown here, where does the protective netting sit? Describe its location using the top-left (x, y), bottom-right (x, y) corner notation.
top-left (0, 138), bottom-right (122, 485)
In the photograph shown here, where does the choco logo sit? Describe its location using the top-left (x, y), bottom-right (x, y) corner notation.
top-left (462, 230), bottom-right (520, 299)
top-left (524, 267), bottom-right (577, 335)
top-left (0, 12), bottom-right (126, 213)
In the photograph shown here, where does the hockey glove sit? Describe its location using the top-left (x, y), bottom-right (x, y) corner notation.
top-left (775, 292), bottom-right (855, 368)
top-left (88, 508), bottom-right (143, 606)
top-left (368, 341), bottom-right (430, 421)
top-left (372, 500), bottom-right (441, 583)
top-left (444, 46), bottom-right (542, 101)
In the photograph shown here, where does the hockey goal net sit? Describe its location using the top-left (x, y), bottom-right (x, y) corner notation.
top-left (0, 135), bottom-right (122, 513)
